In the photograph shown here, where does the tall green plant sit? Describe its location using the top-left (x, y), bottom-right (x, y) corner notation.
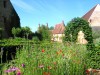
top-left (38, 25), bottom-right (51, 41)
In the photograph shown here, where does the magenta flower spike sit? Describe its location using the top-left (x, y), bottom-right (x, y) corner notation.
top-left (5, 67), bottom-right (19, 73)
top-left (16, 70), bottom-right (21, 75)
top-left (22, 64), bottom-right (25, 68)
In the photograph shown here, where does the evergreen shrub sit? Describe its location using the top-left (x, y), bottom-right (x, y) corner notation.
top-left (64, 17), bottom-right (93, 44)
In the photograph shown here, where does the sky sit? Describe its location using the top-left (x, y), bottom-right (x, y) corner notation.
top-left (10, 0), bottom-right (100, 32)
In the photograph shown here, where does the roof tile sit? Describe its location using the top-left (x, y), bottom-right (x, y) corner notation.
top-left (52, 22), bottom-right (65, 34)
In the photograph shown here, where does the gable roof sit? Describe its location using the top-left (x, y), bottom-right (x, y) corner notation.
top-left (52, 22), bottom-right (65, 34)
top-left (82, 4), bottom-right (100, 21)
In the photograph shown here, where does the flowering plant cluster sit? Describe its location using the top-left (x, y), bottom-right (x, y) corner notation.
top-left (2, 42), bottom-right (89, 75)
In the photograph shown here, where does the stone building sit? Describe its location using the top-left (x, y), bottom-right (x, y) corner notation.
top-left (51, 21), bottom-right (65, 42)
top-left (0, 0), bottom-right (20, 38)
top-left (82, 4), bottom-right (100, 31)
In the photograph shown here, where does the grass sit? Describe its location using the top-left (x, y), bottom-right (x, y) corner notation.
top-left (1, 42), bottom-right (88, 75)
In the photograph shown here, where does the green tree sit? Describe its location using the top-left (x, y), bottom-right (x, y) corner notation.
top-left (12, 27), bottom-right (21, 38)
top-left (21, 26), bottom-right (32, 39)
top-left (38, 25), bottom-right (51, 41)
top-left (49, 26), bottom-right (54, 30)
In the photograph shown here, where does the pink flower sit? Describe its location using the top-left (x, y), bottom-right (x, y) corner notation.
top-left (5, 67), bottom-right (19, 73)
top-left (16, 70), bottom-right (21, 75)
top-left (38, 64), bottom-right (44, 68)
top-left (22, 64), bottom-right (25, 68)
top-left (5, 69), bottom-right (12, 73)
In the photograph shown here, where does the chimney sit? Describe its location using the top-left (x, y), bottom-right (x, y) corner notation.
top-left (38, 23), bottom-right (40, 28)
top-left (62, 20), bottom-right (64, 25)
top-left (46, 23), bottom-right (48, 28)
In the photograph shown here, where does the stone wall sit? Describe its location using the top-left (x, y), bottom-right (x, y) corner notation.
top-left (0, 0), bottom-right (20, 38)
top-left (52, 34), bottom-right (65, 42)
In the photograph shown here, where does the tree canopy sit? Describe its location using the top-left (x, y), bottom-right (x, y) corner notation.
top-left (38, 25), bottom-right (51, 41)
top-left (12, 26), bottom-right (32, 39)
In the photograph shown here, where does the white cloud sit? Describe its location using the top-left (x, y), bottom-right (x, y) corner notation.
top-left (11, 0), bottom-right (35, 12)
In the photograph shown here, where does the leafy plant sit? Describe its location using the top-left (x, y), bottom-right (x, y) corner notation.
top-left (64, 17), bottom-right (93, 44)
top-left (92, 30), bottom-right (100, 39)
top-left (12, 27), bottom-right (21, 38)
top-left (21, 26), bottom-right (32, 39)
top-left (38, 25), bottom-right (51, 41)
top-left (1, 42), bottom-right (87, 75)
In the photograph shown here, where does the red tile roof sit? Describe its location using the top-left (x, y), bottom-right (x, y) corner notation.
top-left (82, 4), bottom-right (99, 21)
top-left (52, 22), bottom-right (65, 34)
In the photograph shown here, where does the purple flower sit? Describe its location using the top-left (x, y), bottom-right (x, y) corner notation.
top-left (16, 70), bottom-right (21, 75)
top-left (5, 69), bottom-right (12, 73)
top-left (5, 67), bottom-right (19, 73)
top-left (22, 64), bottom-right (25, 68)
top-left (11, 67), bottom-right (19, 71)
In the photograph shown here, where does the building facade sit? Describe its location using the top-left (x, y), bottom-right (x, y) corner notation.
top-left (82, 4), bottom-right (100, 31)
top-left (0, 0), bottom-right (20, 38)
top-left (52, 21), bottom-right (65, 42)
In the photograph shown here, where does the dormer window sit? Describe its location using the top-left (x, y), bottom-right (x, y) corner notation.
top-left (3, 1), bottom-right (7, 8)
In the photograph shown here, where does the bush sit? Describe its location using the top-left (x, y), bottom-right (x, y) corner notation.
top-left (92, 30), bottom-right (100, 39)
top-left (86, 42), bottom-right (100, 69)
top-left (64, 17), bottom-right (93, 44)
top-left (37, 25), bottom-right (51, 41)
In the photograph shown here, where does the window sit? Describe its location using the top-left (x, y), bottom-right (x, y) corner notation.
top-left (3, 1), bottom-right (7, 8)
top-left (89, 19), bottom-right (92, 23)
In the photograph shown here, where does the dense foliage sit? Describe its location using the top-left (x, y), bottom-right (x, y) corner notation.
top-left (64, 17), bottom-right (100, 69)
top-left (92, 30), bottom-right (100, 39)
top-left (11, 25), bottom-right (52, 41)
top-left (1, 42), bottom-right (87, 75)
top-left (0, 38), bottom-right (99, 75)
top-left (12, 27), bottom-right (21, 38)
top-left (64, 17), bottom-right (93, 44)
top-left (49, 26), bottom-right (54, 30)
top-left (86, 42), bottom-right (100, 69)
top-left (12, 27), bottom-right (32, 39)
top-left (38, 25), bottom-right (51, 41)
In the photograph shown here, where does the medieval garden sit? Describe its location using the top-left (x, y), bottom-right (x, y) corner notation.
top-left (0, 0), bottom-right (100, 75)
